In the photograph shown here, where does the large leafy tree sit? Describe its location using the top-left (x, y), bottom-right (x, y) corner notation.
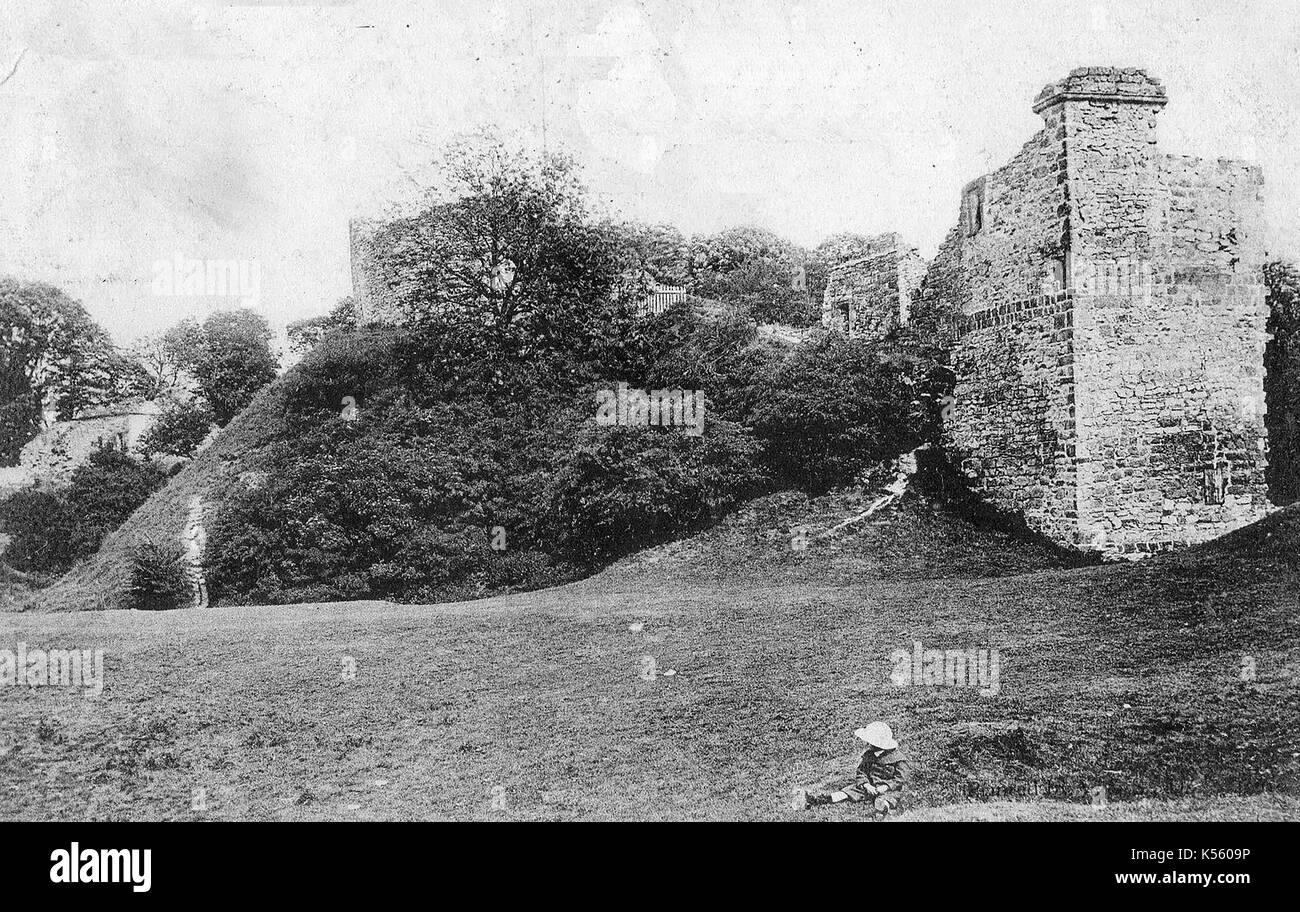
top-left (686, 225), bottom-right (816, 325)
top-left (124, 328), bottom-right (197, 400)
top-left (168, 309), bottom-right (279, 425)
top-left (374, 133), bottom-right (626, 358)
top-left (605, 220), bottom-right (691, 287)
top-left (0, 279), bottom-right (139, 464)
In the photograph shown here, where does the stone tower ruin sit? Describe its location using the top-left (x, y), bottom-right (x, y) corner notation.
top-left (827, 67), bottom-right (1272, 558)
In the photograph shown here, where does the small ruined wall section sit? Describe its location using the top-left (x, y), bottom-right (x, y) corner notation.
top-left (897, 248), bottom-right (927, 325)
top-left (929, 112), bottom-right (1070, 317)
top-left (349, 218), bottom-right (400, 323)
top-left (9, 408), bottom-right (160, 490)
top-left (822, 233), bottom-right (925, 340)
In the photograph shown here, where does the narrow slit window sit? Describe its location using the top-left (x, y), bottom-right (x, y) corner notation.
top-left (964, 187), bottom-right (984, 235)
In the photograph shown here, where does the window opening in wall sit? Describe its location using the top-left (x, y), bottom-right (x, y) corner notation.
top-left (964, 187), bottom-right (984, 235)
top-left (1203, 464), bottom-right (1229, 505)
top-left (1050, 257), bottom-right (1066, 292)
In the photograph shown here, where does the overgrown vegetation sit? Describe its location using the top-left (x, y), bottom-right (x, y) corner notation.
top-left (128, 541), bottom-right (193, 611)
top-left (138, 399), bottom-right (216, 458)
top-left (193, 137), bottom-right (949, 607)
top-left (0, 445), bottom-right (166, 574)
top-left (1266, 260), bottom-right (1300, 505)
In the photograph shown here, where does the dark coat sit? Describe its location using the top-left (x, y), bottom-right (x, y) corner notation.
top-left (856, 747), bottom-right (908, 792)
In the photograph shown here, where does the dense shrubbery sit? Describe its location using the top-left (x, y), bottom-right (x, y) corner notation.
top-left (0, 445), bottom-right (166, 573)
top-left (138, 400), bottom-right (216, 458)
top-left (128, 541), bottom-right (192, 610)
top-left (207, 320), bottom-right (767, 604)
top-left (1266, 260), bottom-right (1300, 505)
top-left (552, 420), bottom-right (764, 564)
top-left (197, 136), bottom-right (946, 606)
top-left (748, 331), bottom-right (947, 492)
top-left (0, 489), bottom-right (78, 572)
top-left (207, 394), bottom-right (581, 604)
top-left (204, 303), bottom-right (943, 604)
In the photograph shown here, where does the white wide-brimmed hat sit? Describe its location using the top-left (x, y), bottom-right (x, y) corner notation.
top-left (854, 722), bottom-right (897, 750)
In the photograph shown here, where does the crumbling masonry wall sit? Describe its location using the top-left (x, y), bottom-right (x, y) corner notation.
top-left (349, 218), bottom-right (400, 323)
top-left (921, 67), bottom-right (1271, 557)
top-left (919, 91), bottom-right (1079, 544)
top-left (1071, 152), bottom-right (1269, 555)
top-left (822, 233), bottom-right (927, 341)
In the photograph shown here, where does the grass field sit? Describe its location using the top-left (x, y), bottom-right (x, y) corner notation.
top-left (2, 490), bottom-right (1298, 821)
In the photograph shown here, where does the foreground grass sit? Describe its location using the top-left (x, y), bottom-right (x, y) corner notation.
top-left (902, 795), bottom-right (1300, 821)
top-left (2, 494), bottom-right (1298, 821)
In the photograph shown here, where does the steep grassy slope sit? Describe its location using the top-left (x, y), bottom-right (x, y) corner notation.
top-left (23, 382), bottom-right (288, 612)
top-left (2, 494), bottom-right (1296, 821)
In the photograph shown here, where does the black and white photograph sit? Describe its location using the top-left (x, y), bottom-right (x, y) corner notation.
top-left (0, 0), bottom-right (1294, 895)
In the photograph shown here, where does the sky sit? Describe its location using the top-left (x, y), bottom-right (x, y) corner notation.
top-left (2, 0), bottom-right (1299, 345)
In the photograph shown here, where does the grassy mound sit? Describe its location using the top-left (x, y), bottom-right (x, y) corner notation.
top-left (602, 484), bottom-right (1089, 588)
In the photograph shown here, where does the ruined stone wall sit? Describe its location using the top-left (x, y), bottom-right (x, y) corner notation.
top-left (927, 66), bottom-right (1272, 557)
top-left (925, 105), bottom-right (1078, 544)
top-left (897, 249), bottom-right (927, 325)
top-left (349, 218), bottom-right (400, 323)
top-left (1, 404), bottom-right (162, 492)
top-left (822, 233), bottom-right (926, 340)
top-left (1070, 151), bottom-right (1270, 554)
top-left (950, 291), bottom-right (1079, 544)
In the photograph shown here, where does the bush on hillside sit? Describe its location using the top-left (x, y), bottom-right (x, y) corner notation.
top-left (748, 332), bottom-right (943, 493)
top-left (66, 446), bottom-right (168, 552)
top-left (128, 541), bottom-right (193, 610)
top-left (644, 308), bottom-right (778, 424)
top-left (205, 311), bottom-right (767, 604)
top-left (206, 392), bottom-right (586, 605)
top-left (279, 327), bottom-right (405, 426)
top-left (550, 419), bottom-right (765, 564)
top-left (286, 297), bottom-right (360, 356)
top-left (137, 400), bottom-right (216, 458)
top-left (0, 489), bottom-right (78, 572)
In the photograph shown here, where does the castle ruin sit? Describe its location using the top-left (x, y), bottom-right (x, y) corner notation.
top-left (822, 233), bottom-right (927, 339)
top-left (827, 67), bottom-right (1272, 558)
top-left (347, 66), bottom-right (1275, 560)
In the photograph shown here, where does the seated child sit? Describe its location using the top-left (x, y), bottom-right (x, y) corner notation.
top-left (803, 721), bottom-right (907, 817)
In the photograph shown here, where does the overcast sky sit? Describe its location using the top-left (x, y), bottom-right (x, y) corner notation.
top-left (2, 0), bottom-right (1299, 345)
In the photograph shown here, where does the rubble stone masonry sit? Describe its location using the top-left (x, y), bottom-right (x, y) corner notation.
top-left (933, 67), bottom-right (1271, 557)
top-left (349, 218), bottom-right (400, 323)
top-left (822, 233), bottom-right (926, 340)
top-left (827, 67), bottom-right (1273, 558)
